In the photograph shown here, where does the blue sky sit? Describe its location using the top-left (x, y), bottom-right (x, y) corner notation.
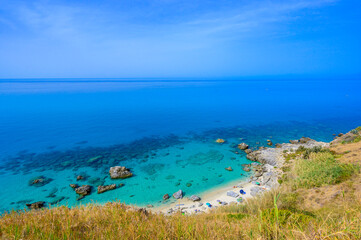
top-left (0, 0), bottom-right (360, 79)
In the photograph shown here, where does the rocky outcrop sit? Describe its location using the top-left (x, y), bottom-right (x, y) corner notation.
top-left (245, 149), bottom-right (252, 154)
top-left (331, 129), bottom-right (360, 145)
top-left (109, 166), bottom-right (133, 179)
top-left (299, 137), bottom-right (311, 143)
top-left (225, 167), bottom-right (233, 171)
top-left (97, 184), bottom-right (116, 194)
top-left (173, 190), bottom-right (183, 199)
top-left (75, 185), bottom-right (92, 196)
top-left (189, 195), bottom-right (201, 201)
top-left (247, 137), bottom-right (329, 167)
top-left (238, 143), bottom-right (249, 150)
top-left (26, 201), bottom-right (45, 210)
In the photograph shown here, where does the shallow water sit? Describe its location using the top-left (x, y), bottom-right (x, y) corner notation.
top-left (0, 79), bottom-right (360, 212)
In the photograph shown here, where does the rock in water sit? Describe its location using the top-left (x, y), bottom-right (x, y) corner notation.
top-left (173, 190), bottom-right (183, 199)
top-left (163, 194), bottom-right (170, 200)
top-left (225, 166), bottom-right (233, 171)
top-left (97, 184), bottom-right (116, 194)
top-left (242, 166), bottom-right (251, 172)
top-left (245, 149), bottom-right (252, 154)
top-left (70, 184), bottom-right (79, 189)
top-left (190, 195), bottom-right (201, 201)
top-left (215, 138), bottom-right (225, 143)
top-left (238, 143), bottom-right (249, 150)
top-left (76, 175), bottom-right (84, 181)
top-left (26, 201), bottom-right (45, 210)
top-left (109, 166), bottom-right (133, 179)
top-left (75, 185), bottom-right (92, 196)
top-left (267, 140), bottom-right (273, 146)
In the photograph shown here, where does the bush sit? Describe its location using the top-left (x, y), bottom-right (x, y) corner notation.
top-left (294, 152), bottom-right (355, 188)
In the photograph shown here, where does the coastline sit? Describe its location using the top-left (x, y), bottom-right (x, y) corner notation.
top-left (154, 137), bottom-right (329, 215)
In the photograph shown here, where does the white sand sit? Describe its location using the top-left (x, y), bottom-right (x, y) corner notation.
top-left (155, 178), bottom-right (266, 215)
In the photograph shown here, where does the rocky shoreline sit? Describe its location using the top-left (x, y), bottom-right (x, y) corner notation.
top-left (157, 137), bottom-right (329, 215)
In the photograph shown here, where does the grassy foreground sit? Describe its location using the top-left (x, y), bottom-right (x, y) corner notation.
top-left (1, 129), bottom-right (361, 239)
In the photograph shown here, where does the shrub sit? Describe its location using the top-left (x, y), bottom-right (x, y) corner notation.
top-left (294, 152), bottom-right (355, 188)
top-left (350, 129), bottom-right (359, 134)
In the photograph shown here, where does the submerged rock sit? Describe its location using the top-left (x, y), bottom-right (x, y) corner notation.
top-left (140, 163), bottom-right (165, 176)
top-left (49, 196), bottom-right (65, 205)
top-left (109, 166), bottom-right (133, 179)
top-left (225, 166), bottom-right (233, 171)
top-left (88, 177), bottom-right (106, 186)
top-left (26, 201), bottom-right (45, 210)
top-left (173, 190), bottom-right (183, 199)
top-left (88, 155), bottom-right (103, 164)
top-left (28, 176), bottom-right (52, 187)
top-left (75, 185), bottom-right (92, 196)
top-left (187, 150), bottom-right (224, 165)
top-left (267, 140), bottom-right (273, 146)
top-left (238, 143), bottom-right (249, 150)
top-left (97, 184), bottom-right (116, 194)
top-left (163, 194), bottom-right (170, 200)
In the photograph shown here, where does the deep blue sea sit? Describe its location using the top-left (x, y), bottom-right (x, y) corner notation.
top-left (0, 79), bottom-right (360, 212)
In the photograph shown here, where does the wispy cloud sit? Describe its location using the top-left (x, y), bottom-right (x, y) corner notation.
top-left (1, 0), bottom-right (357, 79)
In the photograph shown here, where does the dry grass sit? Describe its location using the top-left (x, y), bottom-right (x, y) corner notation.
top-left (1, 194), bottom-right (360, 240)
top-left (1, 140), bottom-right (361, 239)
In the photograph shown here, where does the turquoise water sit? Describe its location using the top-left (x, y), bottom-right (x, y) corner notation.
top-left (0, 79), bottom-right (360, 212)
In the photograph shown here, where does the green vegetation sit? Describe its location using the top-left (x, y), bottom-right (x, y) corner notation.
top-left (353, 136), bottom-right (361, 143)
top-left (294, 152), bottom-right (355, 188)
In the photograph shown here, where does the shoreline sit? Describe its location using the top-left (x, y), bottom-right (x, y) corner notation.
top-left (154, 137), bottom-right (329, 215)
top-left (154, 178), bottom-right (256, 214)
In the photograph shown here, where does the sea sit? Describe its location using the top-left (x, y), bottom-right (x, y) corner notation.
top-left (0, 78), bottom-right (360, 213)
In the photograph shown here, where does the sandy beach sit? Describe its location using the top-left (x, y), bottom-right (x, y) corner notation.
top-left (155, 179), bottom-right (259, 214)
